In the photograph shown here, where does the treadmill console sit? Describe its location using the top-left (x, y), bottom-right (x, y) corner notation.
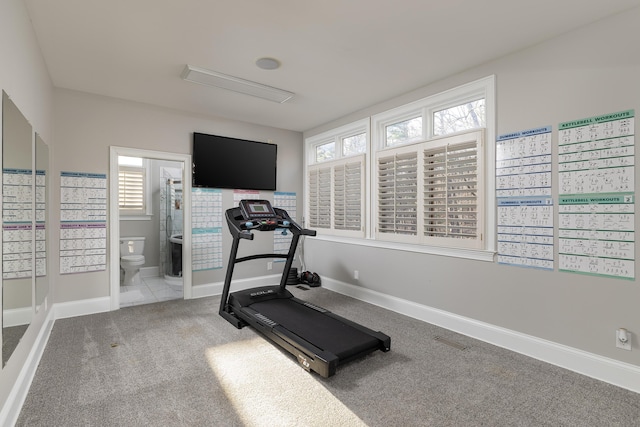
top-left (238, 199), bottom-right (289, 231)
top-left (239, 199), bottom-right (276, 219)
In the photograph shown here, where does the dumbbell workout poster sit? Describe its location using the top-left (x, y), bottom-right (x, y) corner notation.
top-left (496, 126), bottom-right (554, 270)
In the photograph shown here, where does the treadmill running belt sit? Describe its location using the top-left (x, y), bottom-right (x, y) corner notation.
top-left (249, 298), bottom-right (379, 360)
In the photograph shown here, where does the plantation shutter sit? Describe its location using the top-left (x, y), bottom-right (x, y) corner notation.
top-left (376, 129), bottom-right (483, 248)
top-left (377, 150), bottom-right (418, 236)
top-left (308, 165), bottom-right (331, 229)
top-left (423, 147), bottom-right (447, 236)
top-left (445, 141), bottom-right (478, 239)
top-left (334, 159), bottom-right (363, 231)
top-left (307, 155), bottom-right (365, 236)
top-left (118, 166), bottom-right (145, 213)
top-left (424, 141), bottom-right (478, 239)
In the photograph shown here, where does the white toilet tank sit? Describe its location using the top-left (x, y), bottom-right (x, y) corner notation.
top-left (120, 237), bottom-right (145, 256)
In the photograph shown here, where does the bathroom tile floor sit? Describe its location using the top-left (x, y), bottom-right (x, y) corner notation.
top-left (120, 275), bottom-right (183, 308)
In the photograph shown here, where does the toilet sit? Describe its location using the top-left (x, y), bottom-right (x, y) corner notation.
top-left (120, 237), bottom-right (145, 286)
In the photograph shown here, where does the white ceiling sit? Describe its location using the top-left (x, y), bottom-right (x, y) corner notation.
top-left (24, 0), bottom-right (640, 132)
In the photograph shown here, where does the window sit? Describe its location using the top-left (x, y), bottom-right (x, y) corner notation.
top-left (342, 133), bottom-right (366, 156)
top-left (305, 76), bottom-right (495, 259)
top-left (118, 156), bottom-right (150, 217)
top-left (376, 130), bottom-right (484, 249)
top-left (385, 116), bottom-right (423, 147)
top-left (313, 132), bottom-right (366, 164)
top-left (433, 99), bottom-right (485, 136)
top-left (306, 119), bottom-right (369, 238)
top-left (316, 142), bottom-right (335, 162)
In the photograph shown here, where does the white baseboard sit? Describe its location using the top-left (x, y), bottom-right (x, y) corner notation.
top-left (54, 296), bottom-right (111, 320)
top-left (322, 277), bottom-right (640, 395)
top-left (2, 307), bottom-right (32, 328)
top-left (55, 273), bottom-right (279, 319)
top-left (0, 308), bottom-right (55, 427)
top-left (140, 266), bottom-right (159, 278)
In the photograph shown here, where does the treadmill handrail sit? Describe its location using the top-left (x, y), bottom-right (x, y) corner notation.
top-left (225, 206), bottom-right (316, 239)
top-left (220, 203), bottom-right (316, 325)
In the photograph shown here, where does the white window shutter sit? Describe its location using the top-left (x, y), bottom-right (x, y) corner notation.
top-left (442, 141), bottom-right (479, 239)
top-left (377, 150), bottom-right (418, 236)
top-left (308, 165), bottom-right (331, 229)
top-left (118, 166), bottom-right (145, 213)
top-left (334, 159), bottom-right (363, 231)
top-left (308, 155), bottom-right (365, 236)
top-left (423, 146), bottom-right (448, 237)
top-left (377, 129), bottom-right (484, 248)
top-left (424, 141), bottom-right (479, 239)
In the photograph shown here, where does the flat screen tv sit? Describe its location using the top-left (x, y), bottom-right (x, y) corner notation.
top-left (192, 132), bottom-right (277, 191)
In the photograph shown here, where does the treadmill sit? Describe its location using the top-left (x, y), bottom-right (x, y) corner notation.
top-left (219, 199), bottom-right (390, 377)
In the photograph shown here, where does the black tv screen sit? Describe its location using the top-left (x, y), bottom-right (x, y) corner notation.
top-left (192, 132), bottom-right (277, 191)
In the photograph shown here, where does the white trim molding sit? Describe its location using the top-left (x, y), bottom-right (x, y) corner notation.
top-left (322, 277), bottom-right (640, 394)
top-left (0, 309), bottom-right (55, 427)
top-left (54, 297), bottom-right (111, 320)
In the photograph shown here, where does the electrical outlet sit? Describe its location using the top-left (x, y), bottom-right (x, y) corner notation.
top-left (267, 262), bottom-right (273, 271)
top-left (616, 328), bottom-right (632, 351)
top-left (354, 270), bottom-right (359, 280)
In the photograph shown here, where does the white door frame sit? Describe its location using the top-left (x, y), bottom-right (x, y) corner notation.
top-left (109, 146), bottom-right (192, 310)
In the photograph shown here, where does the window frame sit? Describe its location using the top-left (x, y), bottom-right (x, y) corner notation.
top-left (306, 119), bottom-right (370, 165)
top-left (304, 76), bottom-right (495, 261)
top-left (305, 119), bottom-right (370, 238)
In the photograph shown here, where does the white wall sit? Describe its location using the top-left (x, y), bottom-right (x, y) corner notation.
top-left (303, 8), bottom-right (640, 369)
top-left (0, 0), bottom-right (53, 142)
top-left (53, 89), bottom-right (304, 302)
top-left (0, 0), bottom-right (54, 419)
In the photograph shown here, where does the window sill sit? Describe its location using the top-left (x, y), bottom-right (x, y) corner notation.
top-left (307, 234), bottom-right (496, 262)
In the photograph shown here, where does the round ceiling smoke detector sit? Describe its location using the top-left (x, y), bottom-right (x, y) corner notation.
top-left (256, 57), bottom-right (281, 70)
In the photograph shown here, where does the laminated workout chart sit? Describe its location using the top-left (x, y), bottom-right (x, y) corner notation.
top-left (191, 187), bottom-right (223, 271)
top-left (558, 110), bottom-right (635, 279)
top-left (2, 168), bottom-right (33, 279)
top-left (35, 170), bottom-right (46, 276)
top-left (59, 172), bottom-right (107, 274)
top-left (274, 192), bottom-right (296, 259)
top-left (496, 127), bottom-right (554, 270)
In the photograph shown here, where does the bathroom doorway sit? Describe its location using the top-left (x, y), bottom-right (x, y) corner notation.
top-left (109, 147), bottom-right (192, 310)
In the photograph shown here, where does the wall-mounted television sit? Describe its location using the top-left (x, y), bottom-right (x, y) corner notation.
top-left (192, 132), bottom-right (277, 191)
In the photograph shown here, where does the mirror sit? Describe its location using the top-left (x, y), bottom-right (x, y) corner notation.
top-left (2, 91), bottom-right (33, 367)
top-left (35, 133), bottom-right (49, 312)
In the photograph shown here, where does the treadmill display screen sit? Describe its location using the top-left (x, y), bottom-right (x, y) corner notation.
top-left (249, 204), bottom-right (267, 213)
top-left (240, 199), bottom-right (276, 219)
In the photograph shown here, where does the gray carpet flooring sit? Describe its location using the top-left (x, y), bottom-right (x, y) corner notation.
top-left (16, 287), bottom-right (640, 426)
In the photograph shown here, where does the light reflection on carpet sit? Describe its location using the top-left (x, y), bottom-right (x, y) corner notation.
top-left (206, 337), bottom-right (366, 427)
